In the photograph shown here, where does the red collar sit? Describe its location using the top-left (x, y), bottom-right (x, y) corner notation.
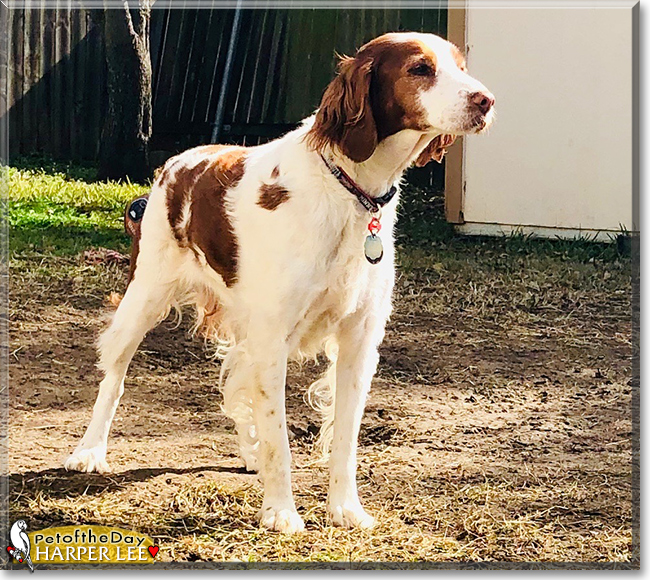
top-left (320, 154), bottom-right (397, 213)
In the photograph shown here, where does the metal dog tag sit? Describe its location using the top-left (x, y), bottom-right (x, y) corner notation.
top-left (364, 233), bottom-right (383, 264)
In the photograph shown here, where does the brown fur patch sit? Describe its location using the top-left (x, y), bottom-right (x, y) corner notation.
top-left (308, 55), bottom-right (376, 162)
top-left (415, 134), bottom-right (457, 167)
top-left (164, 145), bottom-right (235, 238)
top-left (165, 159), bottom-right (211, 245)
top-left (186, 148), bottom-right (247, 287)
top-left (123, 194), bottom-right (150, 287)
top-left (370, 38), bottom-right (438, 140)
top-left (162, 146), bottom-right (247, 287)
top-left (126, 234), bottom-right (141, 285)
top-left (258, 183), bottom-right (290, 211)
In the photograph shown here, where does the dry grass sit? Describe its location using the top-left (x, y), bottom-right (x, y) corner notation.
top-left (6, 161), bottom-right (636, 566)
top-left (13, 466), bottom-right (632, 563)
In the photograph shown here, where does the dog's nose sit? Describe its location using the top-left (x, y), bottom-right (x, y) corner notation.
top-left (469, 91), bottom-right (495, 115)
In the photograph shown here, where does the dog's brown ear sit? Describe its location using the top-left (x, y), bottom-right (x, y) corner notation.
top-left (308, 56), bottom-right (377, 163)
top-left (415, 134), bottom-right (457, 167)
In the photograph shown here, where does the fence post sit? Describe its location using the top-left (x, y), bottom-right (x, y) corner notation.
top-left (210, 0), bottom-right (243, 144)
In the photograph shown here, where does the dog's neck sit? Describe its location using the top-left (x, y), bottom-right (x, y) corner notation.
top-left (331, 129), bottom-right (441, 197)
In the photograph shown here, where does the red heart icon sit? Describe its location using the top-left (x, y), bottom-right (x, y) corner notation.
top-left (148, 546), bottom-right (159, 558)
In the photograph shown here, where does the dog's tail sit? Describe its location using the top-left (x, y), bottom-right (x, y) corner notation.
top-left (123, 194), bottom-right (150, 287)
top-left (306, 337), bottom-right (338, 463)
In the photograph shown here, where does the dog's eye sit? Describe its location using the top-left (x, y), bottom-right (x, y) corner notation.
top-left (409, 63), bottom-right (433, 76)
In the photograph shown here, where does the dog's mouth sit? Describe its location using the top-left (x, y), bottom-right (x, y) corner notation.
top-left (464, 113), bottom-right (492, 134)
top-left (445, 111), bottom-right (494, 137)
top-left (468, 110), bottom-right (494, 134)
top-left (472, 116), bottom-right (487, 131)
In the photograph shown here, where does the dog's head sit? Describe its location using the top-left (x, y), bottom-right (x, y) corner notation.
top-left (308, 32), bottom-right (495, 164)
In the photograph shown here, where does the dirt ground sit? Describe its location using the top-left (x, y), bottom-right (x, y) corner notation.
top-left (6, 241), bottom-right (635, 565)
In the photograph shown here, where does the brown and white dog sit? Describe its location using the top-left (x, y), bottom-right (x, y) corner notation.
top-left (65, 32), bottom-right (494, 533)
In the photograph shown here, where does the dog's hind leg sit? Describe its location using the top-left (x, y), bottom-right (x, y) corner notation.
top-left (65, 264), bottom-right (177, 474)
top-left (219, 343), bottom-right (260, 473)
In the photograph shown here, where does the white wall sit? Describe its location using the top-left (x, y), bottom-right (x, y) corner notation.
top-left (460, 6), bottom-right (635, 239)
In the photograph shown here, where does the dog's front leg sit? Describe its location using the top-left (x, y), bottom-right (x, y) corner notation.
top-left (327, 314), bottom-right (385, 529)
top-left (246, 335), bottom-right (304, 533)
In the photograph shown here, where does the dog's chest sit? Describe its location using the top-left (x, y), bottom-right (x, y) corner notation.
top-left (290, 211), bottom-right (393, 356)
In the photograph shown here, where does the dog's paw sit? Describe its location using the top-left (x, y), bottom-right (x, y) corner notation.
top-left (328, 500), bottom-right (375, 529)
top-left (64, 447), bottom-right (110, 474)
top-left (258, 505), bottom-right (305, 534)
top-left (241, 452), bottom-right (259, 473)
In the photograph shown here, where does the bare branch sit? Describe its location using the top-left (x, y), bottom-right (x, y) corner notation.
top-left (123, 1), bottom-right (137, 39)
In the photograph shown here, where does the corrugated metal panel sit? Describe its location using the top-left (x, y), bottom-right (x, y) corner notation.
top-left (150, 7), bottom-right (447, 142)
top-left (148, 6), bottom-right (447, 186)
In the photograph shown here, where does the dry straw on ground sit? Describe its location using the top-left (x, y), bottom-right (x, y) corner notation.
top-left (6, 164), bottom-right (634, 564)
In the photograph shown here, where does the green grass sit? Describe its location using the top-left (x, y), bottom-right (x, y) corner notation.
top-left (4, 159), bottom-right (149, 255)
top-left (397, 183), bottom-right (630, 265)
top-left (3, 156), bottom-right (632, 266)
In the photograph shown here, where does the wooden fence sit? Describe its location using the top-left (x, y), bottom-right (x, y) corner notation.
top-left (5, 6), bottom-right (106, 162)
top-left (3, 4), bottom-right (448, 187)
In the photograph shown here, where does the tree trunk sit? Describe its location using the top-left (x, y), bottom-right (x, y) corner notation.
top-left (98, 1), bottom-right (152, 182)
